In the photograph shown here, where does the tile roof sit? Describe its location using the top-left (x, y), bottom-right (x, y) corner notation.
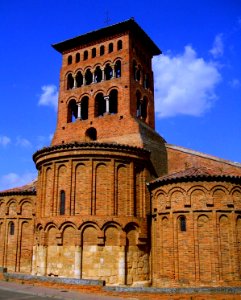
top-left (0, 179), bottom-right (37, 196)
top-left (148, 166), bottom-right (241, 188)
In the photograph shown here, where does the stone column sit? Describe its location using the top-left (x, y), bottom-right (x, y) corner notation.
top-left (104, 96), bottom-right (110, 114)
top-left (73, 75), bottom-right (77, 89)
top-left (74, 245), bottom-right (82, 278)
top-left (101, 67), bottom-right (105, 81)
top-left (77, 102), bottom-right (82, 120)
top-left (111, 64), bottom-right (115, 78)
top-left (92, 72), bottom-right (95, 83)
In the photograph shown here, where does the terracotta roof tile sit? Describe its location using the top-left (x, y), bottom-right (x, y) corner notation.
top-left (0, 179), bottom-right (37, 196)
top-left (148, 166), bottom-right (241, 187)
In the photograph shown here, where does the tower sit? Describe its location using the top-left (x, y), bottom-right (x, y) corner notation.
top-left (32, 19), bottom-right (166, 285)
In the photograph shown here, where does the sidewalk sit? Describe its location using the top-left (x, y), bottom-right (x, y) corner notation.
top-left (0, 280), bottom-right (129, 300)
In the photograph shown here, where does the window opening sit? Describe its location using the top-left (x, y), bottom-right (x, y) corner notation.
top-left (144, 73), bottom-right (150, 89)
top-left (95, 93), bottom-right (106, 117)
top-left (115, 60), bottom-right (121, 78)
top-left (117, 40), bottom-right (123, 50)
top-left (67, 55), bottom-right (72, 65)
top-left (105, 64), bottom-right (113, 80)
top-left (136, 91), bottom-right (142, 117)
top-left (141, 97), bottom-right (147, 120)
top-left (136, 65), bottom-right (141, 82)
top-left (85, 127), bottom-right (97, 141)
top-left (108, 43), bottom-right (113, 53)
top-left (100, 45), bottom-right (105, 56)
top-left (9, 222), bottom-right (14, 235)
top-left (67, 73), bottom-right (74, 90)
top-left (76, 71), bottom-right (83, 87)
top-left (180, 216), bottom-right (186, 232)
top-left (94, 66), bottom-right (102, 83)
top-left (60, 190), bottom-right (65, 215)
top-left (76, 53), bottom-right (80, 63)
top-left (85, 69), bottom-right (92, 85)
top-left (67, 99), bottom-right (78, 123)
top-left (109, 89), bottom-right (118, 114)
top-left (81, 96), bottom-right (89, 120)
top-left (92, 48), bottom-right (96, 58)
top-left (83, 50), bottom-right (88, 60)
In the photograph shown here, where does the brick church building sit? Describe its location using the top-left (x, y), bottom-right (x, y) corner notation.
top-left (0, 19), bottom-right (241, 287)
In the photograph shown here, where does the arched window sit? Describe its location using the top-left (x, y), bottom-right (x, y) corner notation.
top-left (94, 66), bottom-right (102, 83)
top-left (83, 50), bottom-right (88, 60)
top-left (115, 60), bottom-right (121, 78)
top-left (117, 40), bottom-right (123, 50)
top-left (104, 64), bottom-right (113, 80)
top-left (67, 73), bottom-right (74, 90)
top-left (179, 216), bottom-right (186, 232)
top-left (92, 48), bottom-right (96, 58)
top-left (76, 71), bottom-right (83, 87)
top-left (60, 190), bottom-right (65, 215)
top-left (100, 45), bottom-right (105, 56)
top-left (109, 89), bottom-right (118, 114)
top-left (76, 53), bottom-right (80, 63)
top-left (108, 43), bottom-right (113, 53)
top-left (85, 69), bottom-right (92, 85)
top-left (9, 222), bottom-right (14, 235)
top-left (67, 99), bottom-right (78, 123)
top-left (81, 96), bottom-right (89, 120)
top-left (95, 93), bottom-right (106, 117)
top-left (67, 55), bottom-right (72, 65)
top-left (85, 127), bottom-right (97, 141)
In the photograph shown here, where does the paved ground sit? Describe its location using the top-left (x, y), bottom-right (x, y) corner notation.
top-left (0, 281), bottom-right (128, 300)
top-left (0, 280), bottom-right (241, 300)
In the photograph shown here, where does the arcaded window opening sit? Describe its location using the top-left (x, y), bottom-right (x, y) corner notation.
top-left (136, 65), bottom-right (141, 82)
top-left (67, 55), bottom-right (72, 65)
top-left (105, 64), bottom-right (113, 80)
top-left (67, 73), bottom-right (74, 90)
top-left (180, 216), bottom-right (186, 232)
top-left (9, 221), bottom-right (14, 235)
top-left (136, 91), bottom-right (142, 117)
top-left (81, 96), bottom-right (89, 120)
top-left (109, 89), bottom-right (118, 114)
top-left (85, 69), bottom-right (92, 85)
top-left (117, 40), bottom-right (123, 50)
top-left (108, 42), bottom-right (113, 53)
top-left (141, 96), bottom-right (147, 120)
top-left (94, 66), bottom-right (102, 83)
top-left (83, 50), bottom-right (88, 60)
top-left (95, 93), bottom-right (106, 117)
top-left (67, 99), bottom-right (78, 123)
top-left (100, 45), bottom-right (105, 56)
top-left (60, 190), bottom-right (65, 215)
top-left (115, 60), bottom-right (121, 78)
top-left (92, 48), bottom-right (96, 58)
top-left (76, 71), bottom-right (83, 88)
top-left (76, 53), bottom-right (80, 63)
top-left (144, 73), bottom-right (150, 89)
top-left (85, 127), bottom-right (97, 141)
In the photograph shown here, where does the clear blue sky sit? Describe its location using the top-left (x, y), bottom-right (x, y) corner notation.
top-left (0, 0), bottom-right (241, 190)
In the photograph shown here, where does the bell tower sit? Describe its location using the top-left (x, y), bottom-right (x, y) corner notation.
top-left (51, 20), bottom-right (165, 167)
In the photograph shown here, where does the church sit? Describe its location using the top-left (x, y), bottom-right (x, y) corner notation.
top-left (0, 19), bottom-right (241, 287)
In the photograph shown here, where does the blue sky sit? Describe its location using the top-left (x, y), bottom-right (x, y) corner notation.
top-left (0, 0), bottom-right (241, 190)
